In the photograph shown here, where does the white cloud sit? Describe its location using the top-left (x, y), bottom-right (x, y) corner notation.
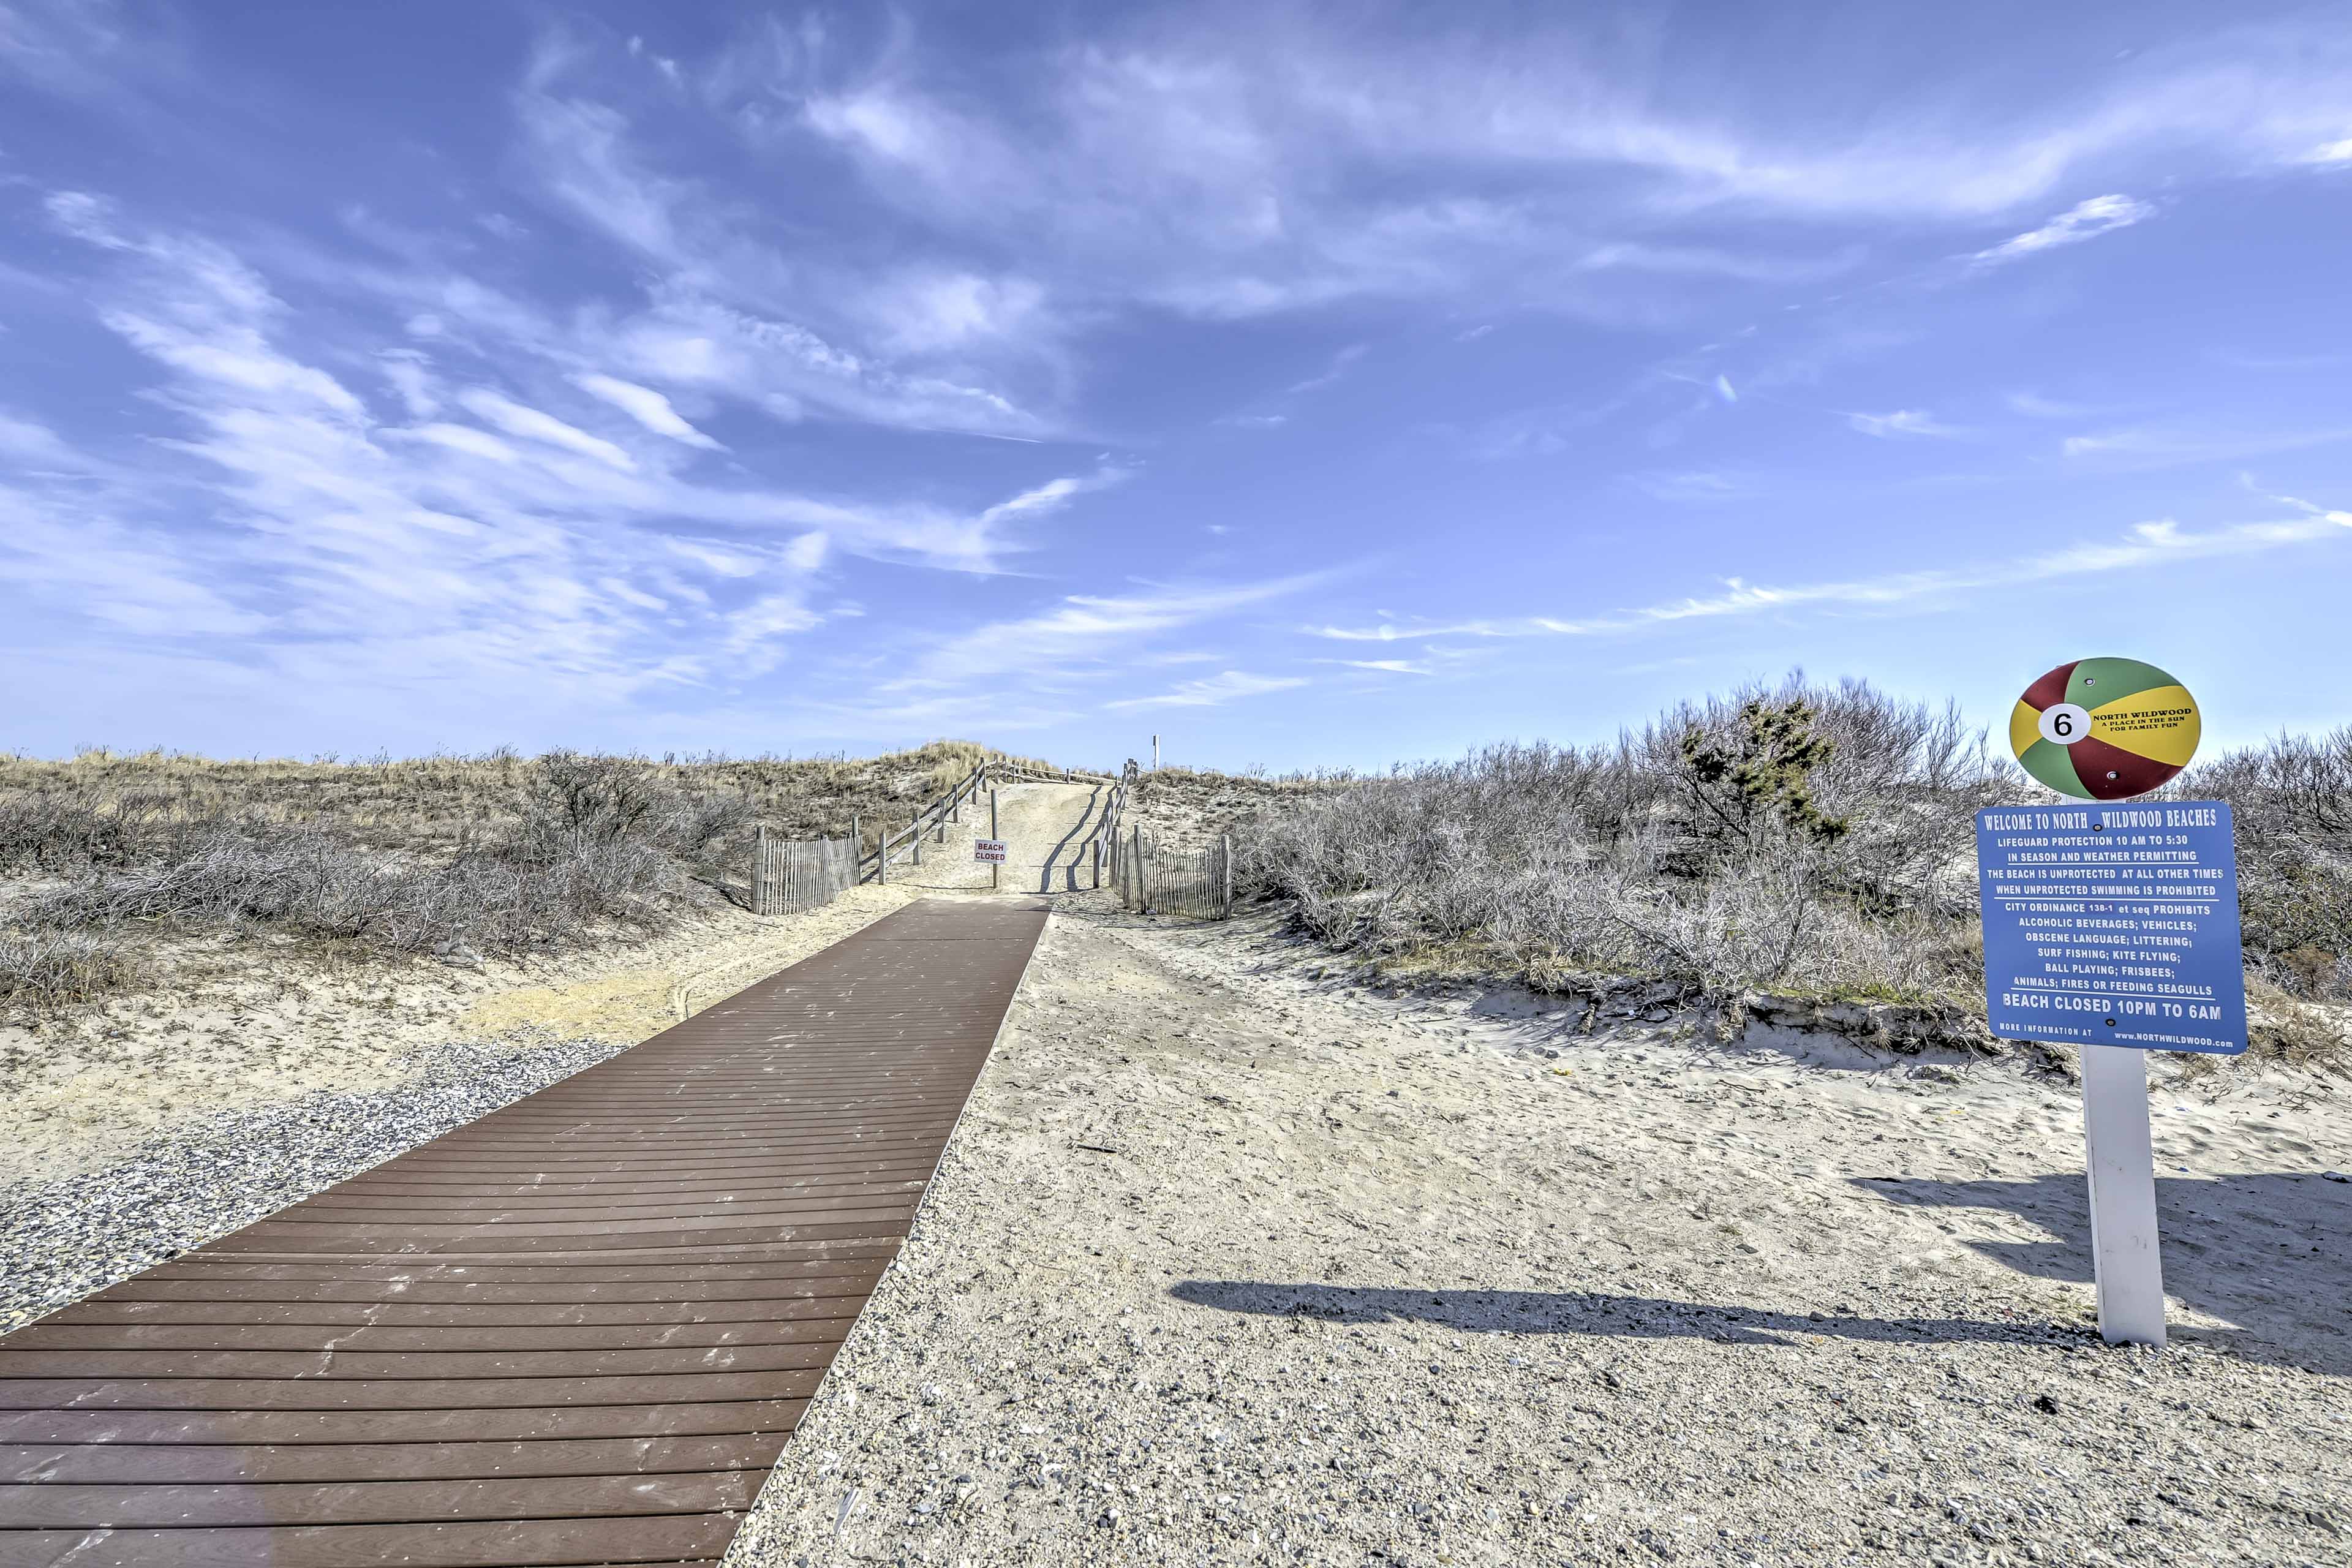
top-left (1106, 670), bottom-right (1310, 709)
top-left (2006, 390), bottom-right (2111, 420)
top-left (0, 412), bottom-right (77, 464)
top-left (457, 388), bottom-right (637, 470)
top-left (1305, 505), bottom-right (2352, 645)
top-left (2060, 426), bottom-right (2352, 466)
top-left (1967, 194), bottom-right (2155, 266)
top-left (1306, 619), bottom-right (1520, 642)
top-left (9, 197), bottom-right (1121, 729)
top-left (380, 353), bottom-right (440, 417)
top-left (572, 372), bottom-right (725, 450)
top-left (1287, 344), bottom-right (1368, 395)
top-left (722, 591), bottom-right (824, 674)
top-left (1322, 658), bottom-right (1433, 675)
top-left (916, 573), bottom-right (1329, 686)
top-left (1847, 409), bottom-right (1962, 439)
top-left (1629, 470), bottom-right (1749, 501)
top-left (2302, 137), bottom-right (2352, 165)
top-left (864, 270), bottom-right (1050, 354)
top-left (731, 15), bottom-right (2352, 332)
top-left (399, 422), bottom-right (522, 463)
top-left (975, 466), bottom-right (1128, 531)
top-left (42, 190), bottom-right (130, 248)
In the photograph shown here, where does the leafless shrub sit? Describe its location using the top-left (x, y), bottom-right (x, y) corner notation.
top-left (0, 930), bottom-right (137, 1012)
top-left (2177, 728), bottom-right (2352, 1000)
top-left (0, 787), bottom-right (238, 875)
top-left (513, 752), bottom-right (757, 870)
top-left (1242, 677), bottom-right (2003, 1006)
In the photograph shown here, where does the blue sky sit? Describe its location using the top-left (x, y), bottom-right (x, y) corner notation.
top-left (4, 1), bottom-right (2349, 770)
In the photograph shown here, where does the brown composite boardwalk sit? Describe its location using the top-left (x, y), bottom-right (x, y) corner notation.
top-left (0, 897), bottom-right (1050, 1567)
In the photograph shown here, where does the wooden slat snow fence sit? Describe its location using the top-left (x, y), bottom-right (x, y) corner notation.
top-left (1095, 761), bottom-right (1234, 920)
top-left (750, 829), bottom-right (859, 917)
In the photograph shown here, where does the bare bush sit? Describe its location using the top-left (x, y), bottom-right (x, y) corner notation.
top-left (0, 787), bottom-right (240, 875)
top-left (2178, 728), bottom-right (2352, 1000)
top-left (0, 931), bottom-right (137, 1012)
top-left (513, 752), bottom-right (758, 871)
top-left (1241, 677), bottom-right (2005, 1006)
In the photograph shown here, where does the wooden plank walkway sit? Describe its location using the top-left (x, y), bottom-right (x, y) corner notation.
top-left (0, 897), bottom-right (1050, 1567)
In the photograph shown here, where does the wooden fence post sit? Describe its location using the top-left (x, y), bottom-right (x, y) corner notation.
top-left (1221, 834), bottom-right (1232, 919)
top-left (753, 824), bottom-right (770, 916)
top-left (912, 817), bottom-right (922, 866)
top-left (989, 790), bottom-right (1000, 891)
top-left (1133, 824), bottom-right (1146, 915)
top-left (1092, 835), bottom-right (1101, 890)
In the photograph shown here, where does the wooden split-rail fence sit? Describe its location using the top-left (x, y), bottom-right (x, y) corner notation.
top-left (745, 761), bottom-right (994, 915)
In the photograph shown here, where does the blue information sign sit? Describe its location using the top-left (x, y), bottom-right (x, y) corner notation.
top-left (1975, 800), bottom-right (2247, 1054)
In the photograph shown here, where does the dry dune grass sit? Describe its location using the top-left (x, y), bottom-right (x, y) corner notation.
top-left (0, 740), bottom-right (1061, 1013)
top-left (0, 739), bottom-right (1058, 858)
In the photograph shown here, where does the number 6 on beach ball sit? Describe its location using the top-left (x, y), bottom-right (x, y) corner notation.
top-left (2008, 657), bottom-right (2200, 801)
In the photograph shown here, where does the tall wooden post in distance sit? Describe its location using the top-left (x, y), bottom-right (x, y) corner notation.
top-left (990, 790), bottom-right (1000, 891)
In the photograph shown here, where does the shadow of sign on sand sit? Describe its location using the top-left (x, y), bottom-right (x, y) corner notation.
top-left (1174, 1168), bottom-right (2348, 1376)
top-left (1856, 1169), bottom-right (2351, 1376)
top-left (1170, 1280), bottom-right (2074, 1351)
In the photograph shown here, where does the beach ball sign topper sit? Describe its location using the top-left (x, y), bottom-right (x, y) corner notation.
top-left (2008, 657), bottom-right (2200, 801)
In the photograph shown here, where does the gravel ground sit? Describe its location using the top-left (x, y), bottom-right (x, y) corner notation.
top-left (725, 896), bottom-right (2350, 1568)
top-left (0, 1030), bottom-right (627, 1335)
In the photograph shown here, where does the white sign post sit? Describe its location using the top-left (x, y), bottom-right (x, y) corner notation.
top-left (1983, 658), bottom-right (2243, 1349)
top-left (2079, 1046), bottom-right (2167, 1346)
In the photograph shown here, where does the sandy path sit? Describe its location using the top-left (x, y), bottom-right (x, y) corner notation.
top-left (889, 782), bottom-right (1107, 896)
top-left (725, 895), bottom-right (2348, 1568)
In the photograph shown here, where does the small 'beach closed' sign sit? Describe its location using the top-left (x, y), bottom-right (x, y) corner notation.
top-left (974, 839), bottom-right (1008, 864)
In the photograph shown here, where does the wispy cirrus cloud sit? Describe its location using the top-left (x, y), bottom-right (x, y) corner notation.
top-left (2005, 390), bottom-right (2122, 420)
top-left (572, 372), bottom-right (725, 450)
top-left (1319, 657), bottom-right (1435, 675)
top-left (1847, 409), bottom-right (1962, 439)
top-left (1627, 470), bottom-right (1754, 502)
top-left (1966, 194), bottom-right (2156, 267)
top-left (1305, 503), bottom-right (2352, 644)
top-left (4, 190), bottom-right (1120, 726)
top-left (1106, 670), bottom-right (1310, 709)
top-left (911, 572), bottom-right (1331, 687)
top-left (2059, 425), bottom-right (2352, 467)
